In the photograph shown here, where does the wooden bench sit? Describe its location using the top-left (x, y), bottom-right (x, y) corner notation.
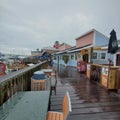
top-left (47, 91), bottom-right (72, 120)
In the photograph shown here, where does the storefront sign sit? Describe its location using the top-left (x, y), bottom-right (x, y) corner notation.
top-left (102, 67), bottom-right (108, 75)
top-left (87, 64), bottom-right (90, 70)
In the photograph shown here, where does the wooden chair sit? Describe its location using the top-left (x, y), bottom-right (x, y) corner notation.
top-left (47, 91), bottom-right (72, 120)
top-left (50, 72), bottom-right (57, 95)
top-left (51, 68), bottom-right (57, 81)
top-left (50, 68), bottom-right (57, 95)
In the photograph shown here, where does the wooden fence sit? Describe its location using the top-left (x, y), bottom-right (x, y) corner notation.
top-left (0, 61), bottom-right (48, 105)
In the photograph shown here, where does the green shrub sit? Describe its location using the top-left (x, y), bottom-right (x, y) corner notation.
top-left (62, 54), bottom-right (69, 64)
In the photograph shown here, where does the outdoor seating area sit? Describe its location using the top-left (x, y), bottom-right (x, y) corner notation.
top-left (31, 68), bottom-right (57, 91)
top-left (0, 66), bottom-right (70, 120)
top-left (1, 64), bottom-right (120, 120)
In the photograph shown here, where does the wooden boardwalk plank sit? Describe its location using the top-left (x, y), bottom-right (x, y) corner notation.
top-left (70, 111), bottom-right (120, 120)
top-left (49, 66), bottom-right (120, 120)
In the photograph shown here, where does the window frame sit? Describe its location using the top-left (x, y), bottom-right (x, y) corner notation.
top-left (92, 52), bottom-right (98, 59)
top-left (100, 52), bottom-right (106, 60)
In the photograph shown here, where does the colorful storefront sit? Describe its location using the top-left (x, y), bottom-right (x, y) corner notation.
top-left (53, 29), bottom-right (109, 67)
top-left (53, 29), bottom-right (120, 90)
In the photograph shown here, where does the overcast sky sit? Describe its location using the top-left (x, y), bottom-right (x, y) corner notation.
top-left (0, 0), bottom-right (120, 55)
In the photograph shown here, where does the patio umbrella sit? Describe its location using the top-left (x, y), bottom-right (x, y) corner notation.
top-left (107, 29), bottom-right (119, 87)
top-left (108, 29), bottom-right (119, 54)
top-left (108, 29), bottom-right (119, 65)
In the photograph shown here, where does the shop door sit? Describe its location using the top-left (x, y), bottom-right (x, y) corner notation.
top-left (116, 54), bottom-right (120, 66)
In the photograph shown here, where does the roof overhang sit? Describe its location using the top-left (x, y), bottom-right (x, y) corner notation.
top-left (67, 45), bottom-right (94, 53)
top-left (52, 50), bottom-right (68, 55)
top-left (101, 44), bottom-right (120, 50)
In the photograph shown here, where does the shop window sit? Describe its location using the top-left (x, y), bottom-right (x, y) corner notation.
top-left (60, 56), bottom-right (62, 60)
top-left (75, 54), bottom-right (77, 60)
top-left (83, 53), bottom-right (89, 62)
top-left (101, 53), bottom-right (106, 59)
top-left (71, 55), bottom-right (74, 60)
top-left (53, 56), bottom-right (57, 60)
top-left (93, 52), bottom-right (97, 59)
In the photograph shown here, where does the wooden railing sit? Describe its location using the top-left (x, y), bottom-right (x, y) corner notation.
top-left (0, 61), bottom-right (48, 105)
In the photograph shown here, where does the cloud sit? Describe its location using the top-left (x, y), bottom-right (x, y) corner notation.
top-left (0, 0), bottom-right (120, 55)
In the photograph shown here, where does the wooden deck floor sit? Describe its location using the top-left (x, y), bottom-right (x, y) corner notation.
top-left (49, 66), bottom-right (120, 120)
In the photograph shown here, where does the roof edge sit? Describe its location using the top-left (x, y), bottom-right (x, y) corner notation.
top-left (75, 29), bottom-right (109, 40)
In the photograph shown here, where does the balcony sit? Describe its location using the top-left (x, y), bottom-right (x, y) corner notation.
top-left (0, 62), bottom-right (120, 120)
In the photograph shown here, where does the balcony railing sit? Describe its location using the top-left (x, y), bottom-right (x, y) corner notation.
top-left (0, 61), bottom-right (48, 105)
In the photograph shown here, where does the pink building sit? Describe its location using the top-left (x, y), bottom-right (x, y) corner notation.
top-left (58, 43), bottom-right (72, 51)
top-left (76, 30), bottom-right (94, 48)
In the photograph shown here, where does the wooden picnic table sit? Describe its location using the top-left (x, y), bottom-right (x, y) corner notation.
top-left (0, 91), bottom-right (50, 120)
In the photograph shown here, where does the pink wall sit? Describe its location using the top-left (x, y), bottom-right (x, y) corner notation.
top-left (59, 44), bottom-right (71, 51)
top-left (76, 32), bottom-right (94, 48)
